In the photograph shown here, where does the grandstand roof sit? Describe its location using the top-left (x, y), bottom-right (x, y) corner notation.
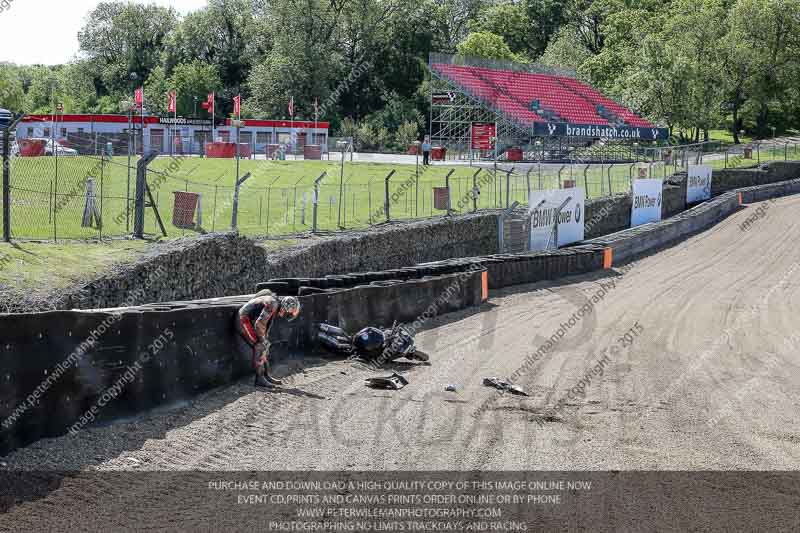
top-left (430, 54), bottom-right (667, 141)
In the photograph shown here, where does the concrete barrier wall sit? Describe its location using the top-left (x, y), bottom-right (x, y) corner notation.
top-left (711, 162), bottom-right (800, 195)
top-left (585, 177), bottom-right (800, 263)
top-left (0, 270), bottom-right (483, 456)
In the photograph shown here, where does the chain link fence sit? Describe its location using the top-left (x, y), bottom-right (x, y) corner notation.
top-left (2, 137), bottom-right (799, 242)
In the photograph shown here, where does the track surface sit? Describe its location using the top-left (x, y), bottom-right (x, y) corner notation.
top-left (3, 195), bottom-right (800, 528)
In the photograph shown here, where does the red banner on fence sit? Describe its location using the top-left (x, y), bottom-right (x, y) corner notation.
top-left (471, 122), bottom-right (496, 150)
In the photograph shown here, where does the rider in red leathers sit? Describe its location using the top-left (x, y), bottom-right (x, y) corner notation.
top-left (237, 290), bottom-right (300, 388)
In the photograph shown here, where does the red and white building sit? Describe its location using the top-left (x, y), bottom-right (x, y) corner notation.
top-left (16, 114), bottom-right (331, 155)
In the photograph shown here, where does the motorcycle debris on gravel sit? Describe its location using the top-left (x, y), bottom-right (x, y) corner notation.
top-left (316, 322), bottom-right (430, 363)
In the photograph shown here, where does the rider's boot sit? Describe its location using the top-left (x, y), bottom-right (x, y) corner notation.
top-left (263, 361), bottom-right (284, 386)
top-left (254, 373), bottom-right (273, 388)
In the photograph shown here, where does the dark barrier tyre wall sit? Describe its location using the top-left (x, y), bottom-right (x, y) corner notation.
top-left (0, 270), bottom-right (484, 456)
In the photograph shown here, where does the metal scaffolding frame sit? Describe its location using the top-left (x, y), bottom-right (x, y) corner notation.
top-left (428, 53), bottom-right (657, 163)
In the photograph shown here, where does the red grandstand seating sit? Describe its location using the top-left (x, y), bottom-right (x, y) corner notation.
top-left (432, 63), bottom-right (656, 129)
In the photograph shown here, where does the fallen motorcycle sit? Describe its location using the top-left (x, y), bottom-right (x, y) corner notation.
top-left (316, 322), bottom-right (430, 363)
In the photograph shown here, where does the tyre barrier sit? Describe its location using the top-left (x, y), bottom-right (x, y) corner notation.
top-left (257, 244), bottom-right (608, 296)
top-left (0, 270), bottom-right (483, 456)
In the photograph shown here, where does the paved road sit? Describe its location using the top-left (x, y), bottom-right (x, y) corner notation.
top-left (3, 195), bottom-right (800, 528)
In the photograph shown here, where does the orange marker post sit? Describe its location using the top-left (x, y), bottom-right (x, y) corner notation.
top-left (603, 248), bottom-right (613, 270)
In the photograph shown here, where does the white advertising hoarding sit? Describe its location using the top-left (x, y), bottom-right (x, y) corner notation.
top-left (631, 179), bottom-right (663, 227)
top-left (528, 187), bottom-right (585, 251)
top-left (687, 165), bottom-right (712, 203)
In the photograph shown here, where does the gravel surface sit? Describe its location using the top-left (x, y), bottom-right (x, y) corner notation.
top-left (2, 195), bottom-right (800, 529)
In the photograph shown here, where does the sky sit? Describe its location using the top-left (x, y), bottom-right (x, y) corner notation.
top-left (0, 0), bottom-right (209, 65)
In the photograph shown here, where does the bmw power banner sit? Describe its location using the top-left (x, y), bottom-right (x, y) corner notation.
top-left (687, 165), bottom-right (712, 203)
top-left (631, 179), bottom-right (663, 227)
top-left (528, 188), bottom-right (585, 250)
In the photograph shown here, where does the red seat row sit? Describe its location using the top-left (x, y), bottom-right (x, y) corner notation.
top-left (432, 64), bottom-right (656, 129)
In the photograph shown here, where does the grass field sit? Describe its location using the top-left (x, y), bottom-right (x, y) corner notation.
top-left (0, 240), bottom-right (149, 291)
top-left (6, 155), bottom-right (642, 240)
top-left (6, 141), bottom-right (800, 241)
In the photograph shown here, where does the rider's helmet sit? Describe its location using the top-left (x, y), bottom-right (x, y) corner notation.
top-left (280, 296), bottom-right (301, 321)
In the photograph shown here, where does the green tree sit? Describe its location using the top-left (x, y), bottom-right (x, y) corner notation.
top-left (470, 2), bottom-right (532, 58)
top-left (539, 26), bottom-right (593, 70)
top-left (396, 120), bottom-right (420, 149)
top-left (24, 67), bottom-right (64, 114)
top-left (725, 0), bottom-right (800, 138)
top-left (164, 0), bottom-right (256, 113)
top-left (456, 32), bottom-right (522, 62)
top-left (0, 64), bottom-right (25, 111)
top-left (168, 61), bottom-right (223, 117)
top-left (77, 2), bottom-right (178, 94)
top-left (144, 67), bottom-right (171, 115)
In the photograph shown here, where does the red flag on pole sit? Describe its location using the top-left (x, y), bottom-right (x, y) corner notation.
top-left (167, 90), bottom-right (177, 113)
top-left (134, 87), bottom-right (143, 108)
top-left (233, 95), bottom-right (241, 117)
top-left (288, 96), bottom-right (294, 117)
top-left (207, 92), bottom-right (215, 116)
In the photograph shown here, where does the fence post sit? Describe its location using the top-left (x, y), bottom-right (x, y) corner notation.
top-left (525, 168), bottom-right (532, 198)
top-left (504, 166), bottom-right (515, 208)
top-left (292, 175), bottom-right (305, 232)
top-left (231, 172), bottom-right (253, 231)
top-left (133, 151), bottom-right (158, 239)
top-left (265, 175), bottom-right (281, 235)
top-left (312, 171), bottom-right (326, 233)
top-left (384, 169), bottom-right (396, 223)
top-left (2, 126), bottom-right (9, 242)
top-left (538, 161), bottom-right (542, 190)
top-left (608, 164), bottom-right (615, 195)
top-left (472, 168), bottom-right (482, 213)
top-left (212, 185), bottom-right (218, 232)
top-left (583, 164), bottom-right (590, 194)
top-left (99, 154), bottom-right (105, 240)
top-left (444, 168), bottom-right (455, 214)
